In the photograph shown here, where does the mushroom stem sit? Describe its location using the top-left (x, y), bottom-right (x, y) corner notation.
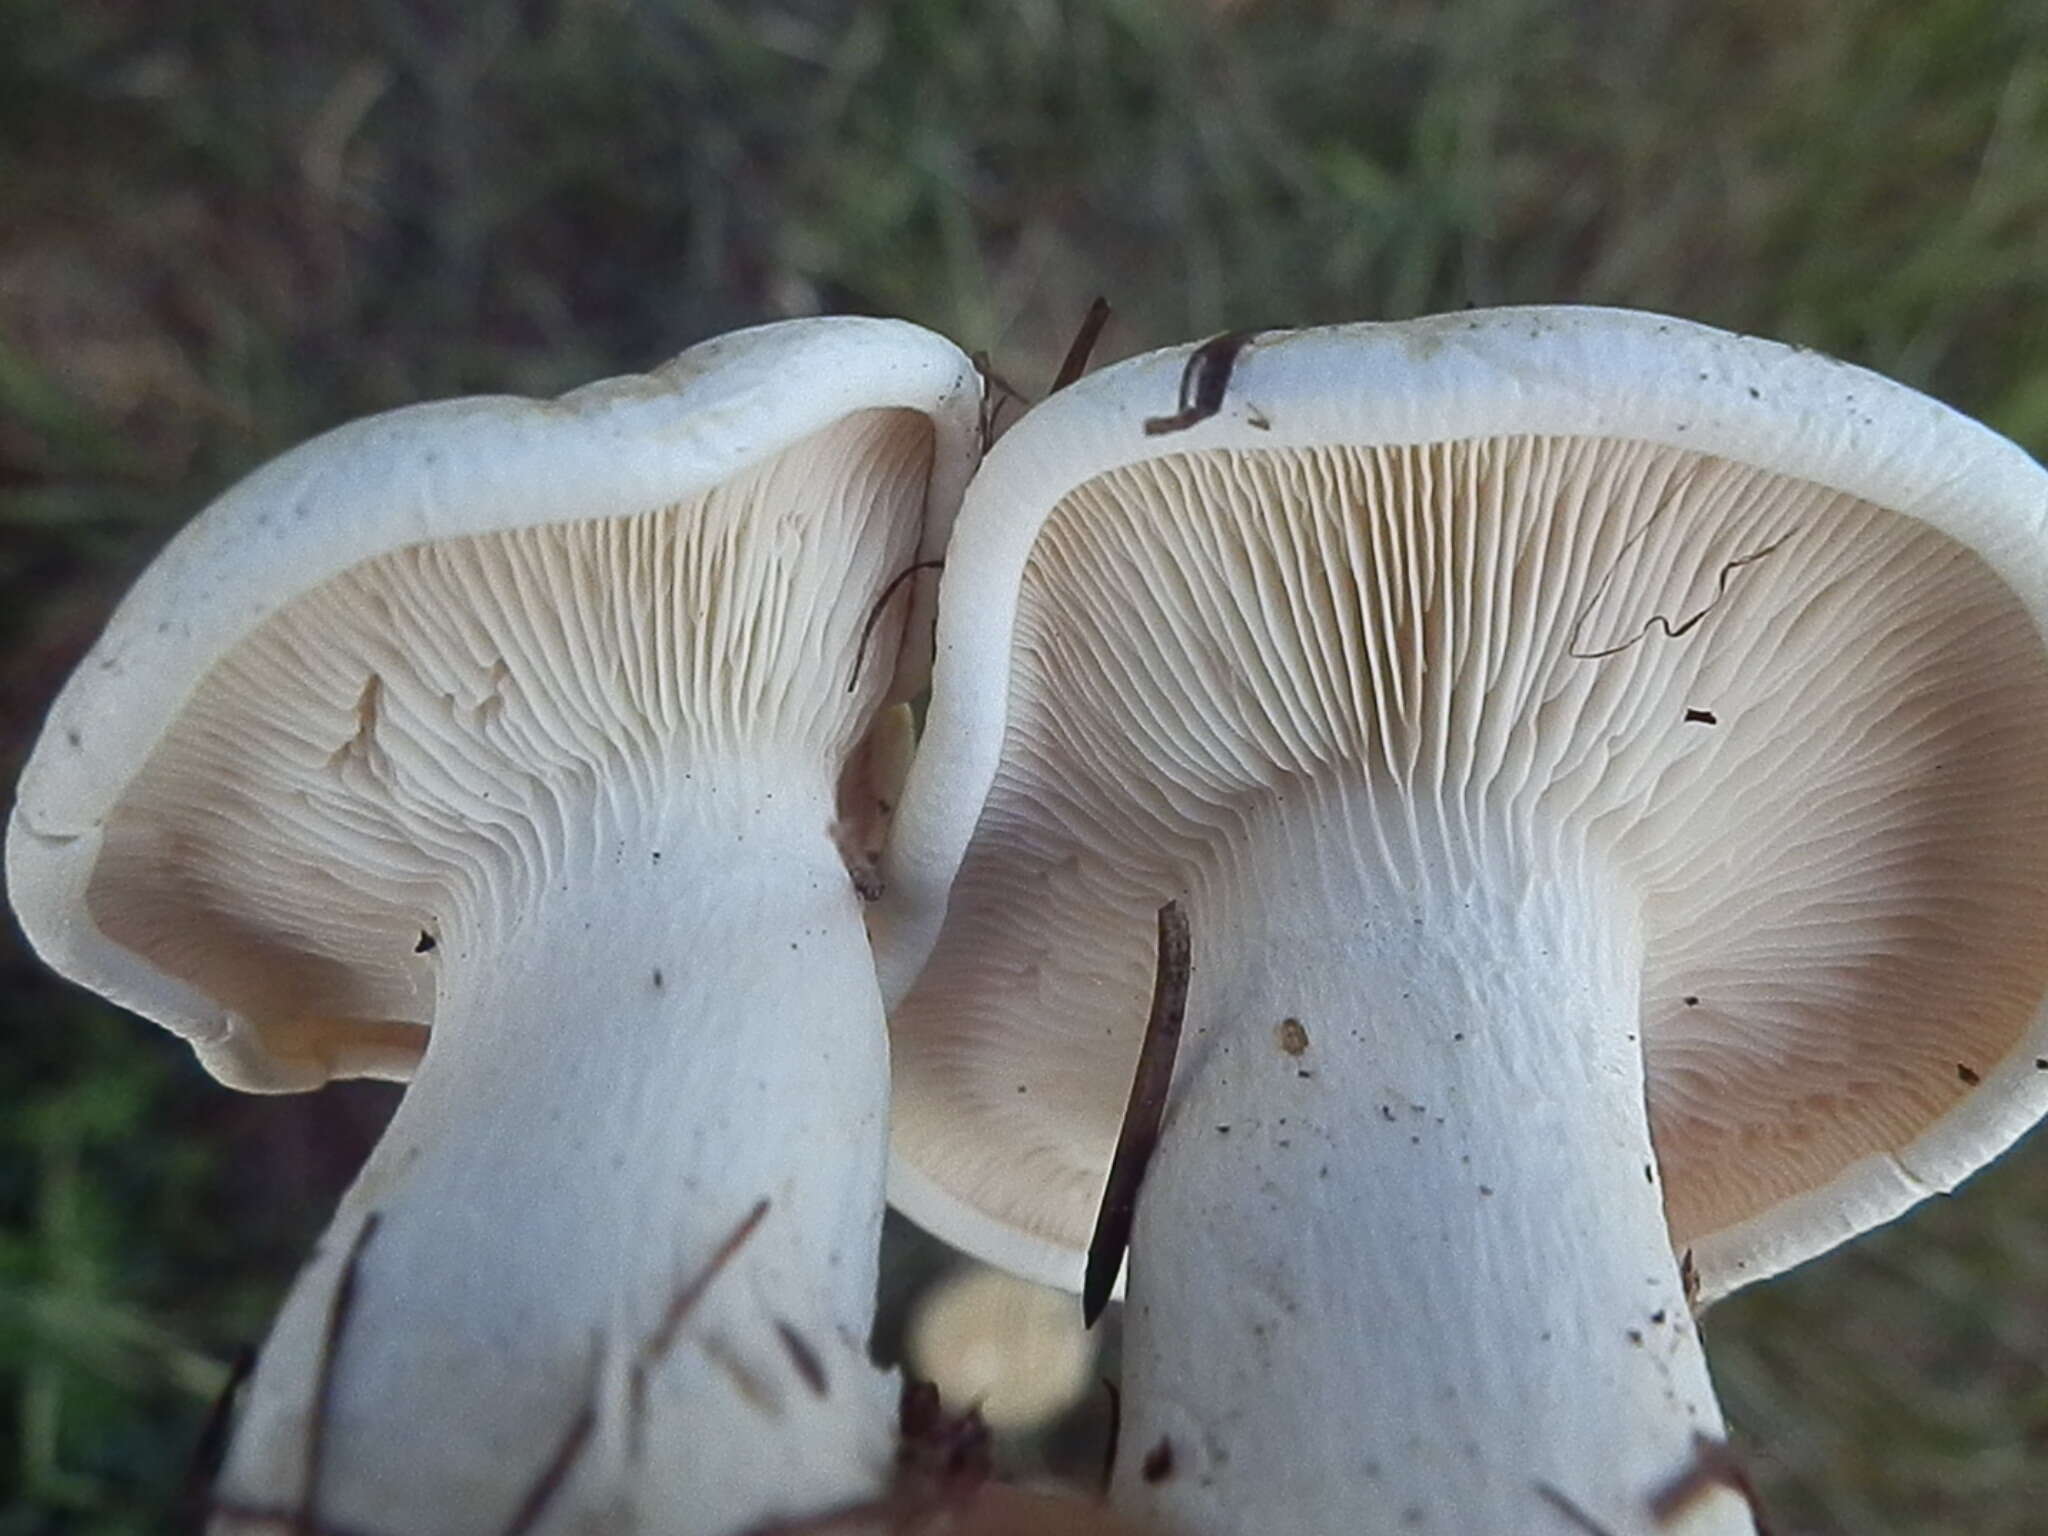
top-left (214, 784), bottom-right (894, 1536)
top-left (1113, 792), bottom-right (1755, 1536)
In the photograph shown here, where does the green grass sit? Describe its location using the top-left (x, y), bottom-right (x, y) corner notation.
top-left (4, 0), bottom-right (2048, 1530)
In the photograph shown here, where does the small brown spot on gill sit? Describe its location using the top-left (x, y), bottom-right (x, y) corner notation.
top-left (1682, 996), bottom-right (1700, 1007)
top-left (414, 930), bottom-right (436, 954)
top-left (1957, 1063), bottom-right (1982, 1085)
top-left (1141, 1437), bottom-right (1175, 1483)
top-left (327, 673), bottom-right (386, 773)
top-left (1683, 708), bottom-right (1717, 725)
top-left (651, 968), bottom-right (664, 990)
top-left (1277, 1017), bottom-right (1309, 1056)
top-left (2036, 1058), bottom-right (2047, 1071)
top-left (774, 1321), bottom-right (829, 1398)
top-left (1680, 1250), bottom-right (1701, 1308)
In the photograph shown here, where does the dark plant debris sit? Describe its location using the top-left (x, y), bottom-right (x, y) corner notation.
top-left (1083, 901), bottom-right (1192, 1326)
top-left (1142, 331), bottom-right (1259, 435)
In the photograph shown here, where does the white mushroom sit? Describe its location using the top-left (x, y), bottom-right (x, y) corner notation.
top-left (907, 1262), bottom-right (1099, 1434)
top-left (7, 319), bottom-right (980, 1534)
top-left (874, 309), bottom-right (2048, 1534)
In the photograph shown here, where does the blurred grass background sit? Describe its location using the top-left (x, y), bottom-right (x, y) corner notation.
top-left (4, 0), bottom-right (2048, 1530)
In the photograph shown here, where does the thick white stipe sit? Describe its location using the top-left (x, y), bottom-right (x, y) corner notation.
top-left (216, 785), bottom-right (894, 1535)
top-left (1117, 793), bottom-right (1750, 1534)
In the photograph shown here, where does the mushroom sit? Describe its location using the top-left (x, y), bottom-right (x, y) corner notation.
top-left (907, 1262), bottom-right (1099, 1434)
top-left (7, 318), bottom-right (980, 1534)
top-left (873, 309), bottom-right (2048, 1533)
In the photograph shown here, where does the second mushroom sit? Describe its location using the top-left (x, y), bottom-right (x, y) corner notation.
top-left (876, 309), bottom-right (2048, 1534)
top-left (8, 319), bottom-right (980, 1534)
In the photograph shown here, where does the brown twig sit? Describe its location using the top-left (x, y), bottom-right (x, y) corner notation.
top-left (847, 560), bottom-right (946, 695)
top-left (1083, 902), bottom-right (1192, 1326)
top-left (181, 1342), bottom-right (257, 1528)
top-left (774, 1319), bottom-right (830, 1398)
top-left (896, 1376), bottom-right (991, 1492)
top-left (631, 1198), bottom-right (772, 1445)
top-left (1050, 297), bottom-right (1114, 394)
top-left (1533, 1481), bottom-right (1620, 1536)
top-left (1098, 1378), bottom-right (1122, 1497)
top-left (899, 1376), bottom-right (943, 1437)
top-left (971, 351), bottom-right (1030, 452)
top-left (498, 1394), bottom-right (596, 1536)
top-left (640, 1198), bottom-right (771, 1364)
top-left (1142, 331), bottom-right (1258, 435)
top-left (301, 1213), bottom-right (382, 1530)
top-left (1566, 530), bottom-right (1796, 661)
top-left (1648, 1433), bottom-right (1771, 1530)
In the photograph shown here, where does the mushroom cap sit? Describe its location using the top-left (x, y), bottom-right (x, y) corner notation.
top-left (875, 306), bottom-right (2048, 1304)
top-left (906, 1262), bottom-right (1098, 1433)
top-left (10, 317), bottom-right (979, 1090)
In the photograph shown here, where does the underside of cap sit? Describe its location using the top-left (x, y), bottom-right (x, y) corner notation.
top-left (880, 307), bottom-right (2048, 1301)
top-left (9, 318), bottom-right (980, 1088)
